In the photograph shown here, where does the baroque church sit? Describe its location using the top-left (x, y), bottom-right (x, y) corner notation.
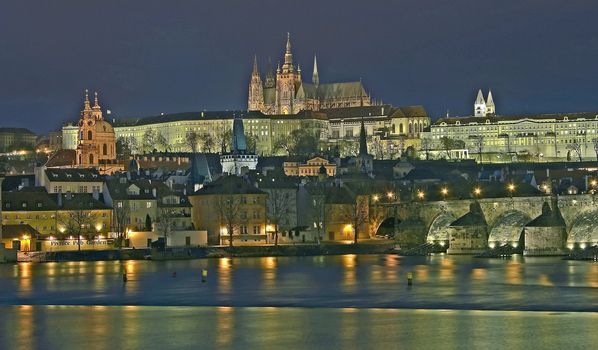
top-left (248, 33), bottom-right (372, 114)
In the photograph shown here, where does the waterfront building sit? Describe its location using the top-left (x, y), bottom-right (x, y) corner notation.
top-left (1, 188), bottom-right (112, 239)
top-left (103, 178), bottom-right (158, 232)
top-left (0, 127), bottom-right (36, 152)
top-left (248, 33), bottom-right (371, 115)
top-left (188, 175), bottom-right (267, 245)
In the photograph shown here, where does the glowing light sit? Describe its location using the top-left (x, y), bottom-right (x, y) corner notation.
top-left (417, 191), bottom-right (425, 200)
top-left (95, 224), bottom-right (103, 232)
top-left (386, 192), bottom-right (394, 199)
top-left (473, 187), bottom-right (482, 196)
top-left (580, 243), bottom-right (587, 249)
top-left (508, 183), bottom-right (516, 192)
top-left (59, 226), bottom-right (66, 233)
top-left (441, 188), bottom-right (448, 196)
top-left (489, 242), bottom-right (496, 249)
top-left (22, 235), bottom-right (29, 240)
top-left (567, 243), bottom-right (574, 250)
top-left (591, 180), bottom-right (597, 187)
top-left (220, 227), bottom-right (228, 235)
top-left (372, 195), bottom-right (379, 202)
top-left (511, 242), bottom-right (519, 248)
top-left (439, 241), bottom-right (446, 247)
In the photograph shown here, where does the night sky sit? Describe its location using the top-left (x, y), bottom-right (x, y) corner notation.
top-left (1, 0), bottom-right (597, 134)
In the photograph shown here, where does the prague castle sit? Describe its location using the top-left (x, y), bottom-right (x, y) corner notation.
top-left (248, 33), bottom-right (371, 114)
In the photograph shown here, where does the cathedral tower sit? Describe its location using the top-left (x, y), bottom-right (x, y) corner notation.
top-left (276, 33), bottom-right (301, 114)
top-left (248, 56), bottom-right (264, 111)
top-left (474, 89), bottom-right (487, 117)
top-left (485, 90), bottom-right (495, 115)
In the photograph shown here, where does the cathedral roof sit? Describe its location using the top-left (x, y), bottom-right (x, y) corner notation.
top-left (296, 84), bottom-right (318, 99)
top-left (316, 82), bottom-right (367, 100)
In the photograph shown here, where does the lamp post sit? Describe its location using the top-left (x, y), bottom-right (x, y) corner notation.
top-left (590, 179), bottom-right (597, 204)
top-left (473, 186), bottom-right (482, 199)
top-left (441, 187), bottom-right (448, 201)
top-left (507, 183), bottom-right (516, 209)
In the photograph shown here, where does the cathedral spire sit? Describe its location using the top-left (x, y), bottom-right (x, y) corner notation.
top-left (252, 55), bottom-right (259, 76)
top-left (283, 32), bottom-right (293, 70)
top-left (83, 89), bottom-right (91, 112)
top-left (312, 54), bottom-right (319, 86)
top-left (93, 91), bottom-right (100, 108)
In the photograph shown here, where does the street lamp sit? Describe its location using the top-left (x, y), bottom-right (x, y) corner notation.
top-left (386, 191), bottom-right (394, 200)
top-left (372, 195), bottom-right (379, 202)
top-left (417, 190), bottom-right (425, 201)
top-left (507, 183), bottom-right (516, 197)
top-left (473, 186), bottom-right (482, 199)
top-left (441, 187), bottom-right (448, 201)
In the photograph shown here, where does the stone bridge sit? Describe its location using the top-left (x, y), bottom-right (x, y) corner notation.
top-left (372, 194), bottom-right (598, 247)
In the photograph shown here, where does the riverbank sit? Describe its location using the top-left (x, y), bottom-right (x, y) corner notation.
top-left (14, 241), bottom-right (397, 263)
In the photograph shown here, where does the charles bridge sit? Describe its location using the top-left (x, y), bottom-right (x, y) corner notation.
top-left (374, 194), bottom-right (598, 248)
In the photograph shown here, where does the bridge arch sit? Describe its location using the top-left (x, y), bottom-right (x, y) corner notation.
top-left (568, 210), bottom-right (598, 244)
top-left (426, 212), bottom-right (457, 243)
top-left (488, 210), bottom-right (531, 247)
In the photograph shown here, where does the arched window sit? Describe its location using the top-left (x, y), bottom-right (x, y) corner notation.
top-left (103, 144), bottom-right (108, 155)
top-left (89, 154), bottom-right (94, 164)
top-left (399, 124), bottom-right (404, 133)
top-left (88, 130), bottom-right (93, 140)
top-left (409, 123), bottom-right (413, 134)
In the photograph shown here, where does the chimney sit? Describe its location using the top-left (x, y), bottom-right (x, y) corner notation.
top-left (92, 188), bottom-right (99, 201)
top-left (126, 171), bottom-right (131, 180)
top-left (546, 168), bottom-right (550, 179)
top-left (57, 190), bottom-right (63, 207)
top-left (152, 188), bottom-right (157, 198)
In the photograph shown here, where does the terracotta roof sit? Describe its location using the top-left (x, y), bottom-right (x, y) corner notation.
top-left (45, 149), bottom-right (76, 167)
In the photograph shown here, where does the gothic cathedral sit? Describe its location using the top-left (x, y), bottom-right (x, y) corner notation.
top-left (248, 33), bottom-right (372, 114)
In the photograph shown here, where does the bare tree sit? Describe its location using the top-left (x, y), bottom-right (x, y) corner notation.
top-left (420, 138), bottom-right (432, 160)
top-left (202, 133), bottom-right (215, 153)
top-left (371, 137), bottom-right (384, 159)
top-left (215, 186), bottom-right (242, 247)
top-left (185, 131), bottom-right (200, 153)
top-left (567, 141), bottom-right (583, 162)
top-left (214, 124), bottom-right (232, 154)
top-left (340, 195), bottom-right (369, 244)
top-left (266, 189), bottom-right (292, 246)
top-left (310, 193), bottom-right (326, 245)
top-left (58, 209), bottom-right (95, 251)
top-left (155, 132), bottom-right (168, 152)
top-left (368, 202), bottom-right (387, 238)
top-left (141, 129), bottom-right (157, 153)
top-left (113, 201), bottom-right (130, 249)
top-left (155, 208), bottom-right (176, 244)
top-left (469, 136), bottom-right (484, 163)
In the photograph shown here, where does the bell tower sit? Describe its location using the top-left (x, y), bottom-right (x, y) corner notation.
top-left (248, 55), bottom-right (264, 111)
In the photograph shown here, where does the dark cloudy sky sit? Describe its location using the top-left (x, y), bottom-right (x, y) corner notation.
top-left (1, 0), bottom-right (597, 133)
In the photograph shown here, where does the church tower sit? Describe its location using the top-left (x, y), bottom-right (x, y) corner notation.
top-left (76, 90), bottom-right (116, 170)
top-left (474, 89), bottom-right (487, 117)
top-left (485, 90), bottom-right (495, 115)
top-left (312, 54), bottom-right (319, 87)
top-left (276, 33), bottom-right (301, 114)
top-left (248, 56), bottom-right (264, 111)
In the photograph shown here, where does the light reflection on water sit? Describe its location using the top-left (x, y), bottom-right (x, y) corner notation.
top-left (0, 254), bottom-right (596, 312)
top-left (0, 306), bottom-right (596, 350)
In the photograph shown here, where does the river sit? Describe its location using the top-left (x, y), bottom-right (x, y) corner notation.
top-left (0, 254), bottom-right (596, 349)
